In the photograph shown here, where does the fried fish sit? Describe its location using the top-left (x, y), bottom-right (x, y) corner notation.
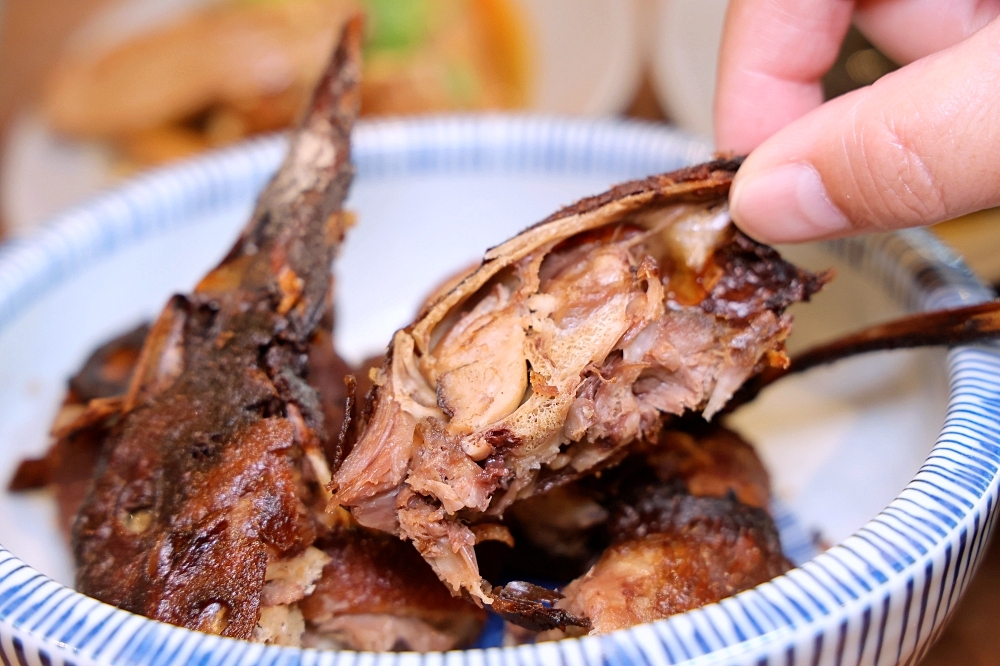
top-left (71, 17), bottom-right (363, 642)
top-left (330, 159), bottom-right (828, 606)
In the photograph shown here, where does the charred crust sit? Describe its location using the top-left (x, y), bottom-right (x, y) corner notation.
top-left (608, 483), bottom-right (782, 552)
top-left (483, 427), bottom-right (520, 451)
top-left (188, 432), bottom-right (226, 464)
top-left (70, 323), bottom-right (150, 401)
top-left (70, 18), bottom-right (364, 641)
top-left (491, 582), bottom-right (591, 632)
top-left (330, 374), bottom-right (359, 473)
top-left (701, 230), bottom-right (832, 319)
top-left (530, 157), bottom-right (744, 231)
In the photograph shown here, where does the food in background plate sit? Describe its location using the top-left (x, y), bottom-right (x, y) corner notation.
top-left (43, 0), bottom-right (532, 167)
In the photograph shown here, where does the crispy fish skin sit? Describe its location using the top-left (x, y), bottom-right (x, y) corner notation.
top-left (72, 18), bottom-right (362, 641)
top-left (330, 158), bottom-right (826, 604)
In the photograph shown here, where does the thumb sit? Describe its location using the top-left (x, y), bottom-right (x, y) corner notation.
top-left (728, 17), bottom-right (1000, 244)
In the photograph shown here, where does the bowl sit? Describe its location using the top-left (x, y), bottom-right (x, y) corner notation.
top-left (0, 116), bottom-right (996, 665)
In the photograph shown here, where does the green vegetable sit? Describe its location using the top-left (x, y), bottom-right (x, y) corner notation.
top-left (363, 0), bottom-right (430, 53)
top-left (445, 61), bottom-right (481, 104)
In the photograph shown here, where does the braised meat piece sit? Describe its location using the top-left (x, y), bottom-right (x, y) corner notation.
top-left (331, 175), bottom-right (825, 605)
top-left (555, 485), bottom-right (790, 635)
top-left (300, 523), bottom-right (485, 651)
top-left (15, 327), bottom-right (484, 650)
top-left (10, 319), bottom-right (357, 540)
top-left (506, 420), bottom-right (773, 574)
top-left (71, 19), bottom-right (363, 643)
top-left (641, 421), bottom-right (772, 509)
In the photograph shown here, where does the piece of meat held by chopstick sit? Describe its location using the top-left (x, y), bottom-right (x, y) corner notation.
top-left (330, 158), bottom-right (828, 608)
top-left (72, 18), bottom-right (363, 644)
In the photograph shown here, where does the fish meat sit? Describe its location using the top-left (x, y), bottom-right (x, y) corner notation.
top-left (505, 419), bottom-right (774, 568)
top-left (71, 17), bottom-right (364, 642)
top-left (331, 159), bottom-right (828, 604)
top-left (556, 424), bottom-right (789, 635)
top-left (301, 524), bottom-right (486, 651)
top-left (16, 325), bottom-right (484, 650)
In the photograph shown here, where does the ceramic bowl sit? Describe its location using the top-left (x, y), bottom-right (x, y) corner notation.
top-left (0, 116), bottom-right (996, 666)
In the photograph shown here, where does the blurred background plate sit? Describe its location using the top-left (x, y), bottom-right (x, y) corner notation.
top-left (650, 0), bottom-right (726, 140)
top-left (1, 0), bottom-right (642, 234)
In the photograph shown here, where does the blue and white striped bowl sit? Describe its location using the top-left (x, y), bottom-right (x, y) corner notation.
top-left (0, 116), bottom-right (996, 666)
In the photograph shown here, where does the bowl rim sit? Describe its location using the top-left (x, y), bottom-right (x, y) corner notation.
top-left (0, 114), bottom-right (997, 666)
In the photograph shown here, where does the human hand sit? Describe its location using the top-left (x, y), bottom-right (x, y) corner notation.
top-left (714, 0), bottom-right (1000, 243)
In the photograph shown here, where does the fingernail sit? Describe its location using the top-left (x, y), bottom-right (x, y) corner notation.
top-left (729, 163), bottom-right (850, 243)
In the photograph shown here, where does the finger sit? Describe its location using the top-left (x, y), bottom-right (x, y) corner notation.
top-left (728, 17), bottom-right (1000, 243)
top-left (855, 0), bottom-right (1000, 64)
top-left (714, 0), bottom-right (854, 153)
